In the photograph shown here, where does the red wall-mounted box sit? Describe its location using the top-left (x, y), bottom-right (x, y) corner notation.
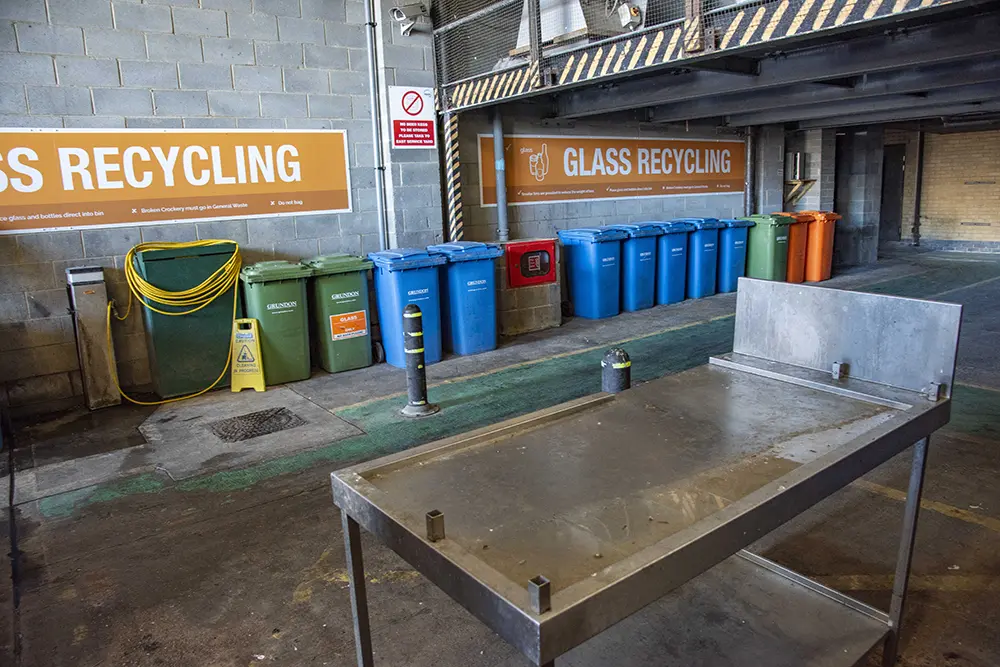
top-left (506, 239), bottom-right (556, 288)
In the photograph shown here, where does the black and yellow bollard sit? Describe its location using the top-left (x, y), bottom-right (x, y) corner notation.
top-left (601, 348), bottom-right (631, 394)
top-left (401, 304), bottom-right (440, 418)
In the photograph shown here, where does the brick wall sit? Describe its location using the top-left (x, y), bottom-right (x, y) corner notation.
top-left (458, 110), bottom-right (746, 242)
top-left (918, 130), bottom-right (1000, 250)
top-left (0, 0), bottom-right (438, 415)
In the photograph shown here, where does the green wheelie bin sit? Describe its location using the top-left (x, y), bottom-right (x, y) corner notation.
top-left (240, 260), bottom-right (312, 385)
top-left (744, 214), bottom-right (795, 281)
top-left (303, 254), bottom-right (374, 373)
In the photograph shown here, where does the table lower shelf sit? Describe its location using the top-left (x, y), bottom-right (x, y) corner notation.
top-left (554, 551), bottom-right (889, 667)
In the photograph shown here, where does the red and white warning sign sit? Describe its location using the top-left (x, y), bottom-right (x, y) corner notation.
top-left (388, 86), bottom-right (436, 150)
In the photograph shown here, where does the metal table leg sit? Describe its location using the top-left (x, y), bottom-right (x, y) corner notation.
top-left (882, 437), bottom-right (930, 667)
top-left (343, 512), bottom-right (375, 667)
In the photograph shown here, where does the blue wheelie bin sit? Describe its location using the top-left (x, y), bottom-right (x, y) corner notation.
top-left (368, 248), bottom-right (446, 368)
top-left (605, 223), bottom-right (661, 312)
top-left (652, 221), bottom-right (694, 305)
top-left (717, 218), bottom-right (755, 293)
top-left (682, 218), bottom-right (723, 299)
top-left (427, 241), bottom-right (504, 356)
top-left (557, 227), bottom-right (627, 319)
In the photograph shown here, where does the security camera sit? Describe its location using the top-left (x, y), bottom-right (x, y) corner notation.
top-left (391, 3), bottom-right (428, 36)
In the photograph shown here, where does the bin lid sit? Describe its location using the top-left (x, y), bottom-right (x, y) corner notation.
top-left (304, 253), bottom-right (373, 275)
top-left (799, 210), bottom-right (843, 221)
top-left (742, 214), bottom-right (795, 227)
top-left (427, 241), bottom-right (504, 261)
top-left (672, 217), bottom-right (723, 230)
top-left (240, 260), bottom-right (312, 283)
top-left (557, 227), bottom-right (627, 242)
top-left (368, 248), bottom-right (447, 271)
top-left (137, 240), bottom-right (239, 263)
top-left (772, 211), bottom-right (813, 223)
top-left (720, 218), bottom-right (755, 228)
top-left (652, 221), bottom-right (696, 234)
top-left (604, 223), bottom-right (662, 238)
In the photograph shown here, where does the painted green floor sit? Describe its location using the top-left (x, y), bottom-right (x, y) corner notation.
top-left (36, 254), bottom-right (1000, 519)
top-left (10, 251), bottom-right (1000, 667)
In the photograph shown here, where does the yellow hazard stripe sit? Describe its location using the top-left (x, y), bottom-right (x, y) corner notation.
top-left (720, 11), bottom-right (745, 49)
top-left (813, 0), bottom-right (837, 29)
top-left (762, 0), bottom-right (789, 41)
top-left (572, 52), bottom-right (589, 82)
top-left (587, 47), bottom-right (603, 79)
top-left (834, 0), bottom-right (859, 26)
top-left (612, 361), bottom-right (631, 369)
top-left (645, 30), bottom-right (664, 66)
top-left (600, 43), bottom-right (618, 76)
top-left (892, 0), bottom-right (908, 11)
top-left (740, 5), bottom-right (768, 46)
top-left (662, 27), bottom-right (681, 62)
top-left (405, 348), bottom-right (425, 354)
top-left (559, 55), bottom-right (575, 85)
top-left (787, 0), bottom-right (816, 35)
top-left (405, 331), bottom-right (423, 337)
top-left (403, 311), bottom-right (422, 318)
top-left (864, 0), bottom-right (884, 19)
top-left (629, 35), bottom-right (647, 70)
top-left (613, 40), bottom-right (632, 73)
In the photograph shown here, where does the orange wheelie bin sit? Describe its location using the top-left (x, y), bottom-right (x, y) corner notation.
top-left (772, 212), bottom-right (813, 283)
top-left (800, 210), bottom-right (842, 282)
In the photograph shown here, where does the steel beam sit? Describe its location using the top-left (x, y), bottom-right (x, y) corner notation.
top-left (796, 99), bottom-right (1000, 129)
top-left (726, 83), bottom-right (1000, 126)
top-left (556, 12), bottom-right (1000, 118)
top-left (649, 59), bottom-right (1000, 123)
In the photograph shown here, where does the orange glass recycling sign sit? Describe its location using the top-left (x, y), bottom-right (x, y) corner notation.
top-left (0, 129), bottom-right (352, 233)
top-left (478, 134), bottom-right (746, 206)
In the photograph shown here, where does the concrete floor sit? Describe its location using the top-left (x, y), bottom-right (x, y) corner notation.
top-left (3, 249), bottom-right (1000, 666)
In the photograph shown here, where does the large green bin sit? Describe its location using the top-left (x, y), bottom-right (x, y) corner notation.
top-left (743, 214), bottom-right (794, 281)
top-left (136, 242), bottom-right (240, 398)
top-left (304, 254), bottom-right (374, 373)
top-left (241, 261), bottom-right (312, 385)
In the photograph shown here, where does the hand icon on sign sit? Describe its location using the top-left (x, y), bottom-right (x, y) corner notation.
top-left (528, 143), bottom-right (549, 182)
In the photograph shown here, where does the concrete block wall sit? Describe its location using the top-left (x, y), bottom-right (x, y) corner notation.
top-left (883, 128), bottom-right (921, 244)
top-left (755, 124), bottom-right (784, 214)
top-left (833, 128), bottom-right (883, 267)
top-left (457, 110), bottom-right (746, 243)
top-left (0, 0), bottom-right (441, 415)
top-left (786, 128), bottom-right (835, 213)
top-left (917, 130), bottom-right (1000, 252)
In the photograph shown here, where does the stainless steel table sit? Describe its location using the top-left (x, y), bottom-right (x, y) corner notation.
top-left (331, 278), bottom-right (963, 667)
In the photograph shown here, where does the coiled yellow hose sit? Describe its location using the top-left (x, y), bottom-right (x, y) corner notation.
top-left (106, 240), bottom-right (242, 406)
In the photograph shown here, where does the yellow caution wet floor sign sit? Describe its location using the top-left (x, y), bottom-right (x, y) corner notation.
top-left (231, 318), bottom-right (265, 392)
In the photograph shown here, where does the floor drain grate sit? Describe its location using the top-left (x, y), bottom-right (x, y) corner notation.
top-left (208, 407), bottom-right (306, 443)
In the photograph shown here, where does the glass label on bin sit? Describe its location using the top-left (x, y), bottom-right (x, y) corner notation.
top-left (330, 310), bottom-right (368, 341)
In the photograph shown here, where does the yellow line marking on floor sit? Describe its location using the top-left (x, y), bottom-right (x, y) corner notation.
top-left (855, 479), bottom-right (1000, 535)
top-left (330, 313), bottom-right (737, 412)
top-left (927, 273), bottom-right (1000, 299)
top-left (815, 573), bottom-right (1000, 592)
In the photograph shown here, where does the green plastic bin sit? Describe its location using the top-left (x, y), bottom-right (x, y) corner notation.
top-left (241, 260), bottom-right (312, 385)
top-left (304, 254), bottom-right (374, 373)
top-left (744, 214), bottom-right (795, 281)
top-left (136, 242), bottom-right (240, 399)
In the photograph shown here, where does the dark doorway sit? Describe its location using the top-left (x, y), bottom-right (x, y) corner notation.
top-left (880, 144), bottom-right (906, 245)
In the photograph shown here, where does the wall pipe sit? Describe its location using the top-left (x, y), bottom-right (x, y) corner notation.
top-left (364, 0), bottom-right (389, 251)
top-left (911, 130), bottom-right (925, 246)
top-left (744, 126), bottom-right (757, 215)
top-left (492, 108), bottom-right (509, 242)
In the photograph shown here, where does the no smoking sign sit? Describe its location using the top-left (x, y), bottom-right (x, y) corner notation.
top-left (388, 86), bottom-right (436, 150)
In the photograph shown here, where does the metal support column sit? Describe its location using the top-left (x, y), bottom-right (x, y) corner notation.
top-left (683, 0), bottom-right (705, 53)
top-left (527, 0), bottom-right (543, 86)
top-left (342, 512), bottom-right (375, 667)
top-left (492, 108), bottom-right (509, 242)
top-left (882, 437), bottom-right (930, 667)
top-left (443, 112), bottom-right (464, 241)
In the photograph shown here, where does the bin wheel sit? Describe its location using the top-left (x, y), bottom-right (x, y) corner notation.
top-left (372, 340), bottom-right (385, 364)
